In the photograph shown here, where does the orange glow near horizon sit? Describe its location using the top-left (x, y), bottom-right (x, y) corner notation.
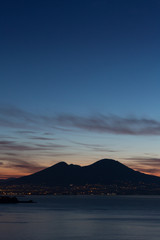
top-left (132, 168), bottom-right (160, 177)
top-left (0, 168), bottom-right (42, 180)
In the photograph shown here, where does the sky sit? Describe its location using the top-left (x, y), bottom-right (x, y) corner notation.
top-left (0, 0), bottom-right (160, 179)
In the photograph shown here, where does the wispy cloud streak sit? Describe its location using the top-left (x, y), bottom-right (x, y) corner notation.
top-left (0, 140), bottom-right (67, 152)
top-left (71, 141), bottom-right (117, 152)
top-left (56, 114), bottom-right (160, 135)
top-left (1, 105), bottom-right (160, 135)
top-left (124, 157), bottom-right (160, 176)
top-left (0, 157), bottom-right (46, 173)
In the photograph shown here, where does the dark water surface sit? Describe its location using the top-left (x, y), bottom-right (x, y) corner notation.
top-left (1, 195), bottom-right (160, 240)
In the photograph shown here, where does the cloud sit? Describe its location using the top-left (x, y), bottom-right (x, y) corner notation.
top-left (0, 141), bottom-right (14, 145)
top-left (56, 114), bottom-right (160, 136)
top-left (71, 141), bottom-right (117, 152)
top-left (0, 105), bottom-right (35, 122)
top-left (35, 143), bottom-right (67, 149)
top-left (30, 137), bottom-right (57, 141)
top-left (0, 140), bottom-right (67, 152)
top-left (16, 130), bottom-right (37, 134)
top-left (4, 153), bottom-right (20, 156)
top-left (0, 141), bottom-right (42, 151)
top-left (124, 157), bottom-right (160, 176)
top-left (9, 161), bottom-right (45, 172)
top-left (43, 152), bottom-right (76, 157)
top-left (1, 105), bottom-right (160, 136)
top-left (0, 157), bottom-right (47, 173)
top-left (134, 168), bottom-right (160, 175)
top-left (0, 135), bottom-right (17, 139)
top-left (0, 174), bottom-right (18, 179)
top-left (126, 157), bottom-right (160, 165)
top-left (0, 105), bottom-right (38, 130)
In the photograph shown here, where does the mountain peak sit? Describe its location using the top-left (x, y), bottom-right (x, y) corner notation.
top-left (54, 161), bottom-right (68, 167)
top-left (96, 158), bottom-right (117, 163)
top-left (90, 158), bottom-right (118, 166)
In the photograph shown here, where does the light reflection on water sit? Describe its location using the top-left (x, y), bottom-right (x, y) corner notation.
top-left (0, 195), bottom-right (160, 240)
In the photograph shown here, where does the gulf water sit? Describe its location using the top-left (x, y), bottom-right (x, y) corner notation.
top-left (1, 195), bottom-right (160, 240)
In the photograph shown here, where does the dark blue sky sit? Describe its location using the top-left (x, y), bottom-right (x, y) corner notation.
top-left (0, 0), bottom-right (160, 178)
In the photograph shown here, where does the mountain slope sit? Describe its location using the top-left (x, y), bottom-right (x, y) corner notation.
top-left (9, 159), bottom-right (160, 186)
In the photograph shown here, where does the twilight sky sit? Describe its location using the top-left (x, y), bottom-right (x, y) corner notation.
top-left (0, 0), bottom-right (160, 179)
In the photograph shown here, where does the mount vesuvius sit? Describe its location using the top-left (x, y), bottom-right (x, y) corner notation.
top-left (7, 159), bottom-right (160, 186)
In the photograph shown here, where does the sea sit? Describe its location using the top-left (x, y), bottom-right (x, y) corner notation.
top-left (1, 195), bottom-right (160, 240)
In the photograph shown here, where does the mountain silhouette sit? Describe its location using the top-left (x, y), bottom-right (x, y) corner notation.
top-left (9, 159), bottom-right (160, 186)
